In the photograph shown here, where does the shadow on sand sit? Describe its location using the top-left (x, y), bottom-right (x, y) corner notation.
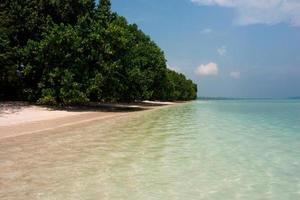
top-left (0, 101), bottom-right (173, 115)
top-left (0, 102), bottom-right (30, 115)
top-left (53, 101), bottom-right (172, 113)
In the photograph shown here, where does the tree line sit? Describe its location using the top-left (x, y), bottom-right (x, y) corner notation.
top-left (0, 0), bottom-right (197, 105)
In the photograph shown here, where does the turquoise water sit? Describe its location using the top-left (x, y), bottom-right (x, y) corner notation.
top-left (0, 100), bottom-right (300, 199)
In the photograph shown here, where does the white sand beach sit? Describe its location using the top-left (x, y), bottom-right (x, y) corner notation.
top-left (0, 101), bottom-right (175, 140)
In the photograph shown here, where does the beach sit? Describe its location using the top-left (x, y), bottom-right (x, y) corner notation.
top-left (0, 101), bottom-right (174, 140)
top-left (0, 100), bottom-right (299, 200)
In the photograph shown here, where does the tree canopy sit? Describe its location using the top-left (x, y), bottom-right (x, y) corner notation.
top-left (0, 0), bottom-right (197, 105)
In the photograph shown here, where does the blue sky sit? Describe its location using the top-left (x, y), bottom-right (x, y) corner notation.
top-left (109, 0), bottom-right (300, 98)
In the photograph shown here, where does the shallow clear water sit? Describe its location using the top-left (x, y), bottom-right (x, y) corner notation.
top-left (0, 100), bottom-right (300, 200)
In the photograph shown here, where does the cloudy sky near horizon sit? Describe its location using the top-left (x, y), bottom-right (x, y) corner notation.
top-left (111, 0), bottom-right (300, 98)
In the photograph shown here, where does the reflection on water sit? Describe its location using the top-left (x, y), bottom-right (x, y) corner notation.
top-left (0, 100), bottom-right (300, 200)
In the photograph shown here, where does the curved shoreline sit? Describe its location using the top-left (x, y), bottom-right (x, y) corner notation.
top-left (0, 102), bottom-right (182, 140)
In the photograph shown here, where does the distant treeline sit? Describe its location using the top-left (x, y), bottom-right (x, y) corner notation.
top-left (289, 97), bottom-right (300, 100)
top-left (198, 97), bottom-right (252, 100)
top-left (198, 97), bottom-right (300, 100)
top-left (0, 0), bottom-right (197, 105)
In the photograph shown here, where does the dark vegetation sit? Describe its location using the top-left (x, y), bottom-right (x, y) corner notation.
top-left (0, 0), bottom-right (197, 105)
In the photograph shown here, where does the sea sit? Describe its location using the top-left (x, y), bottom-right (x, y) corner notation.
top-left (0, 100), bottom-right (299, 199)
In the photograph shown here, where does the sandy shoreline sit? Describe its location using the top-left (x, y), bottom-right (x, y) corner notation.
top-left (0, 101), bottom-right (175, 140)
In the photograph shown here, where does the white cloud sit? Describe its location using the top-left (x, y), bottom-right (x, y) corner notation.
top-left (191, 0), bottom-right (234, 7)
top-left (191, 0), bottom-right (300, 26)
top-left (230, 71), bottom-right (241, 79)
top-left (195, 62), bottom-right (219, 76)
top-left (217, 46), bottom-right (227, 56)
top-left (167, 64), bottom-right (181, 72)
top-left (200, 28), bottom-right (213, 34)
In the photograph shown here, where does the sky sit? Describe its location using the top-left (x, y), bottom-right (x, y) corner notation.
top-left (109, 0), bottom-right (300, 98)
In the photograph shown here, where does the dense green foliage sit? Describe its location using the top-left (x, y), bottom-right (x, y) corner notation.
top-left (1, 0), bottom-right (197, 105)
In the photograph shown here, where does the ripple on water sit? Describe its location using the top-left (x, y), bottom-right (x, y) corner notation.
top-left (0, 100), bottom-right (300, 200)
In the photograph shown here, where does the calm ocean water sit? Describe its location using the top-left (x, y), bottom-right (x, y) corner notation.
top-left (0, 100), bottom-right (300, 199)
